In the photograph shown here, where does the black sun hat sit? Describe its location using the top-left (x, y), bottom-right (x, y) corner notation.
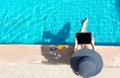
top-left (70, 49), bottom-right (103, 77)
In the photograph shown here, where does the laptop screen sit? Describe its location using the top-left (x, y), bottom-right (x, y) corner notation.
top-left (76, 32), bottom-right (91, 44)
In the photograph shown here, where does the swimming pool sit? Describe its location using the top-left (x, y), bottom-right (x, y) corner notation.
top-left (0, 0), bottom-right (120, 45)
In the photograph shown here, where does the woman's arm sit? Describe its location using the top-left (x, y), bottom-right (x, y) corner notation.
top-left (74, 38), bottom-right (78, 52)
top-left (91, 43), bottom-right (95, 50)
top-left (74, 38), bottom-right (82, 52)
top-left (91, 38), bottom-right (95, 50)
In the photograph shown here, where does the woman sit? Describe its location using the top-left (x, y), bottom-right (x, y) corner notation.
top-left (74, 18), bottom-right (95, 52)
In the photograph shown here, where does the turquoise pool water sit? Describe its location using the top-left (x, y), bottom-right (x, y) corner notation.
top-left (0, 0), bottom-right (120, 45)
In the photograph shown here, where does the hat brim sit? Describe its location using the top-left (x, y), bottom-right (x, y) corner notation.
top-left (70, 49), bottom-right (103, 77)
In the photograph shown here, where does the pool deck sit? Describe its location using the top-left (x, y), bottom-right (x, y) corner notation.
top-left (0, 45), bottom-right (120, 66)
top-left (0, 45), bottom-right (120, 78)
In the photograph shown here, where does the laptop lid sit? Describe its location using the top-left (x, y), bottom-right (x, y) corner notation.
top-left (76, 32), bottom-right (91, 44)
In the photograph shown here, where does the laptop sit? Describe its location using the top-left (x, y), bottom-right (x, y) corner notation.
top-left (76, 32), bottom-right (91, 44)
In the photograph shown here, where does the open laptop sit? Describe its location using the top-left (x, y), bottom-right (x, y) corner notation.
top-left (76, 32), bottom-right (91, 44)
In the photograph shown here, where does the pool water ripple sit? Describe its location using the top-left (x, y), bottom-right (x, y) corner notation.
top-left (0, 0), bottom-right (119, 45)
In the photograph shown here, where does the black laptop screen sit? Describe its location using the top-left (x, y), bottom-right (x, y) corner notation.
top-left (76, 32), bottom-right (91, 44)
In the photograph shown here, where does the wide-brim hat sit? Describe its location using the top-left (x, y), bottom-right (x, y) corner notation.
top-left (70, 49), bottom-right (103, 77)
